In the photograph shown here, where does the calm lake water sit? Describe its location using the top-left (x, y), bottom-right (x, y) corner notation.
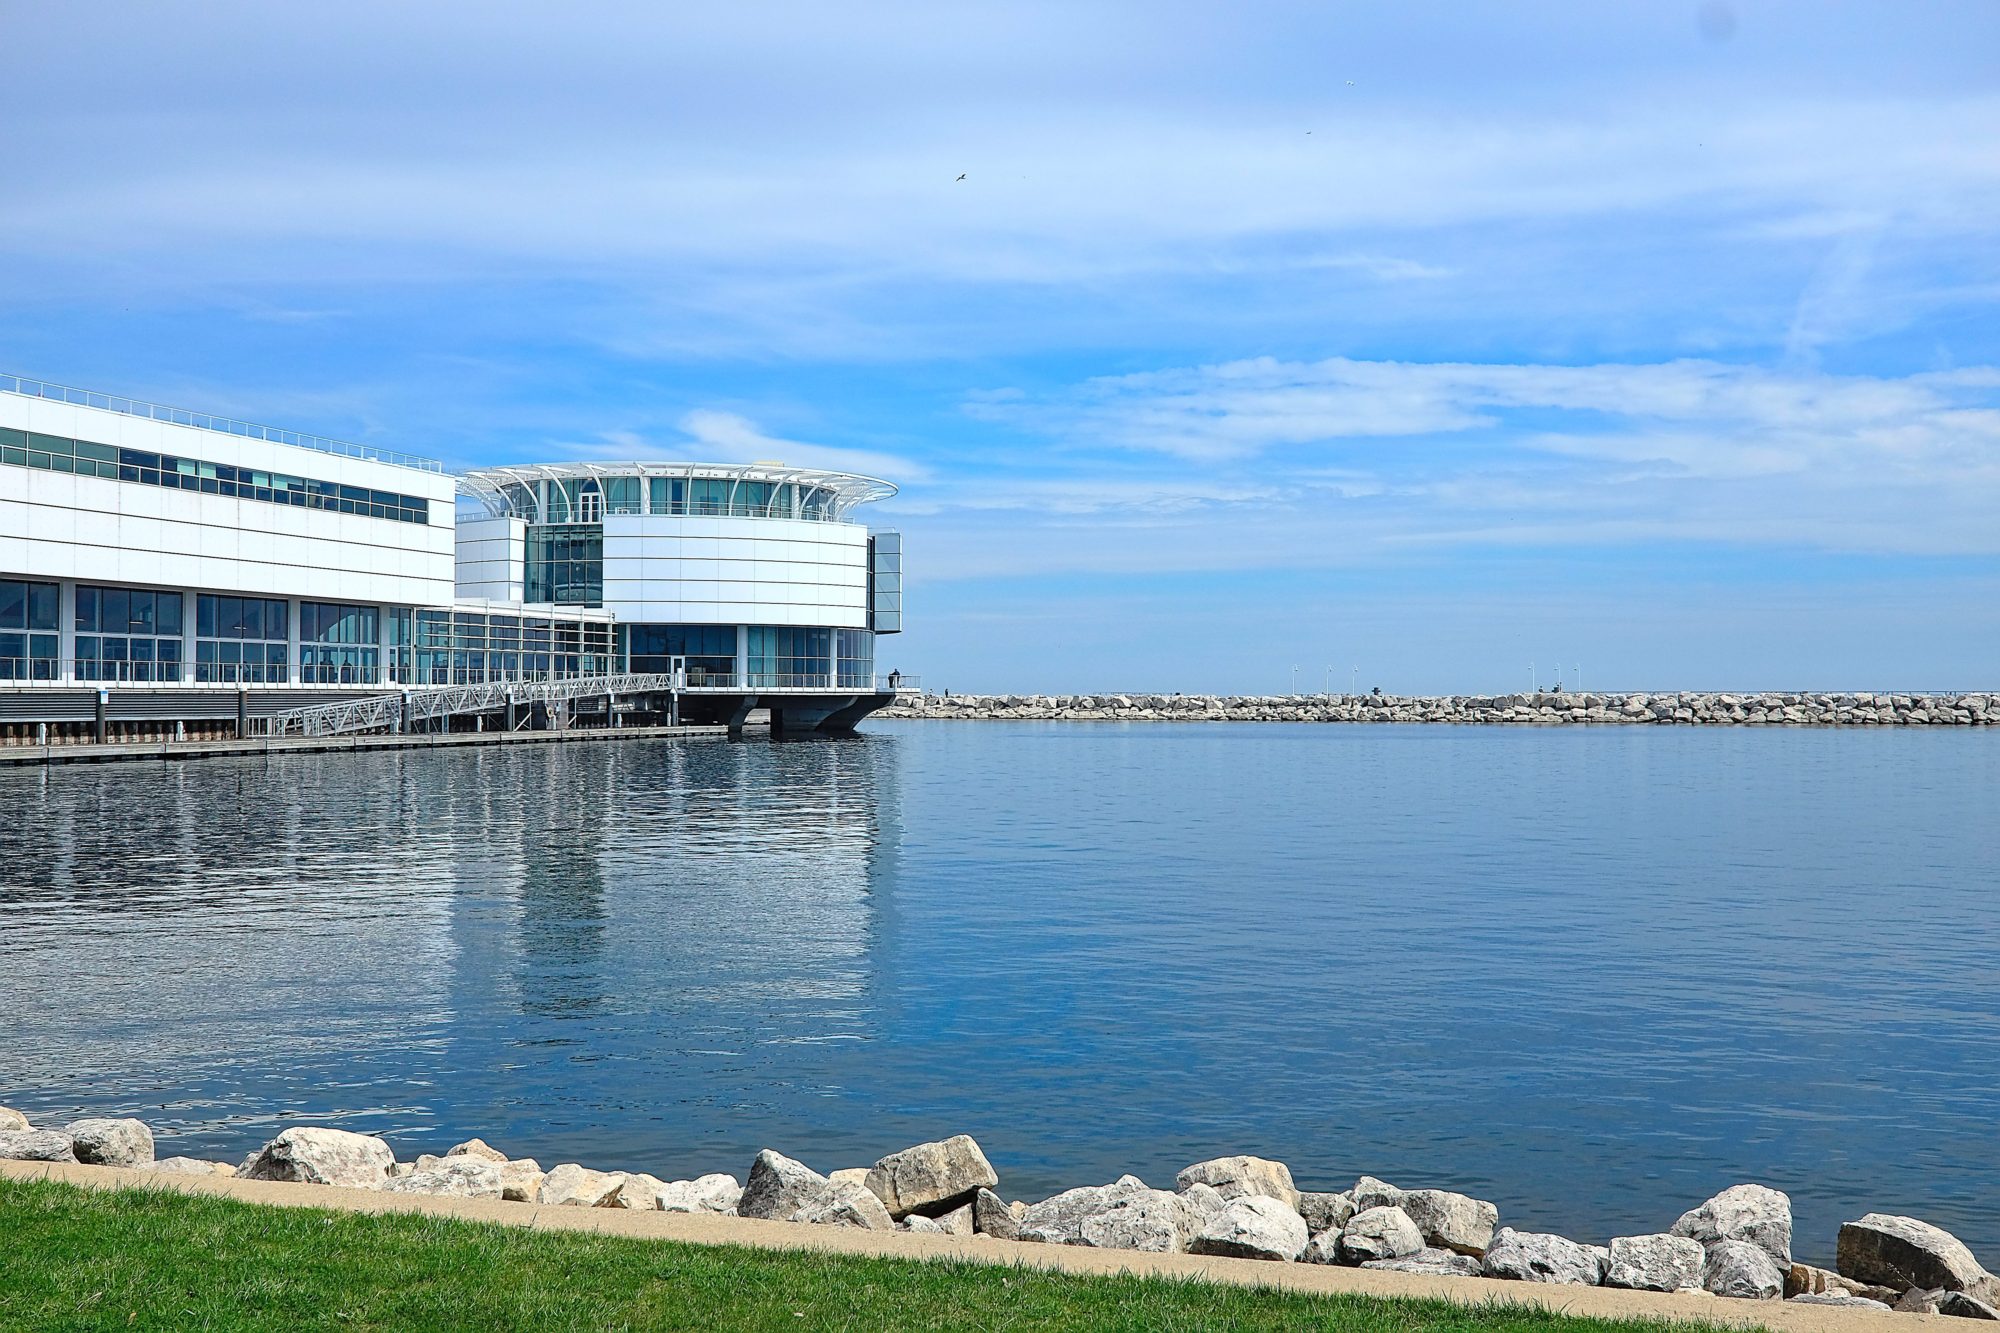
top-left (3, 720), bottom-right (1996, 1262)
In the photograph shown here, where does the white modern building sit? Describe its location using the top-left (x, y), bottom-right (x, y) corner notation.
top-left (0, 375), bottom-right (902, 741)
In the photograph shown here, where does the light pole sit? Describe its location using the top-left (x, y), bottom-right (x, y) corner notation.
top-left (1290, 664), bottom-right (1298, 697)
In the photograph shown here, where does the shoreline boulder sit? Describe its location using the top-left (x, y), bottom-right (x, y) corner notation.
top-left (538, 1163), bottom-right (626, 1207)
top-left (1605, 1234), bottom-right (1704, 1292)
top-left (1189, 1195), bottom-right (1308, 1262)
top-left (238, 1128), bottom-right (393, 1189)
top-left (972, 1187), bottom-right (1019, 1240)
top-left (656, 1173), bottom-right (741, 1215)
top-left (1298, 1191), bottom-right (1356, 1235)
top-left (382, 1157), bottom-right (504, 1199)
top-left (1363, 1247), bottom-right (1484, 1277)
top-left (1339, 1206), bottom-right (1425, 1265)
top-left (149, 1157), bottom-right (236, 1177)
top-left (0, 1130), bottom-right (77, 1163)
top-left (789, 1179), bottom-right (895, 1230)
top-left (739, 1150), bottom-right (828, 1221)
top-left (1838, 1214), bottom-right (1991, 1295)
top-left (1175, 1156), bottom-right (1300, 1211)
top-left (1672, 1184), bottom-right (1792, 1268)
top-left (0, 1107), bottom-right (30, 1132)
top-left (499, 1159), bottom-right (545, 1203)
top-left (864, 1135), bottom-right (997, 1219)
top-left (1401, 1189), bottom-right (1498, 1257)
top-left (445, 1138), bottom-right (508, 1163)
top-left (1703, 1238), bottom-right (1786, 1299)
top-left (1482, 1229), bottom-right (1607, 1286)
top-left (66, 1118), bottom-right (154, 1168)
top-left (1020, 1176), bottom-right (1194, 1253)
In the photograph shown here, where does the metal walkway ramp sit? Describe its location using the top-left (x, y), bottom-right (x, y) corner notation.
top-left (262, 673), bottom-right (680, 738)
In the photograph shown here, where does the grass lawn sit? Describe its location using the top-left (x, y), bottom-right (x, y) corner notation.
top-left (0, 1177), bottom-right (1753, 1333)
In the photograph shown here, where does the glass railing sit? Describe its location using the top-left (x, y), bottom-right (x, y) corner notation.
top-left (0, 373), bottom-right (444, 474)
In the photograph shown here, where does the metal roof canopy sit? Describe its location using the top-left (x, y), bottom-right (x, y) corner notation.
top-left (457, 461), bottom-right (896, 524)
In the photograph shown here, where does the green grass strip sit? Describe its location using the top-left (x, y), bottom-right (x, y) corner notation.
top-left (0, 1177), bottom-right (1757, 1333)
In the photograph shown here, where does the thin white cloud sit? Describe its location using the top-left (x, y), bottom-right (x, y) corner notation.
top-left (546, 412), bottom-right (922, 483)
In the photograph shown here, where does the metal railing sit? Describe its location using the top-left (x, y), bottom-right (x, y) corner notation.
top-left (675, 671), bottom-right (881, 692)
top-left (0, 373), bottom-right (444, 474)
top-left (0, 658), bottom-right (627, 689)
top-left (260, 672), bottom-right (684, 738)
top-left (877, 674), bottom-right (919, 691)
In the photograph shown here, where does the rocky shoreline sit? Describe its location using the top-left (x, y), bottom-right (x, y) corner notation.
top-left (882, 690), bottom-right (2000, 726)
top-left (6, 1107), bottom-right (1996, 1317)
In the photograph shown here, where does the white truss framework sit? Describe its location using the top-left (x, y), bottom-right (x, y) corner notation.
top-left (262, 672), bottom-right (683, 738)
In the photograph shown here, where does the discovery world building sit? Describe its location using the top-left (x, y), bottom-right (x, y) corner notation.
top-left (0, 374), bottom-right (904, 744)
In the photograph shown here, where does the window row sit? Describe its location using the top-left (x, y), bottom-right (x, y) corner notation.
top-left (0, 427), bottom-right (430, 524)
top-left (0, 578), bottom-right (59, 632)
top-left (497, 477), bottom-right (840, 525)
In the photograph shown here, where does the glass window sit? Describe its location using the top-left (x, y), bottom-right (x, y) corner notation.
top-left (0, 429), bottom-right (428, 523)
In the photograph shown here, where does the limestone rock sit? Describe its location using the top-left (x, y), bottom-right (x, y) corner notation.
top-left (239, 1128), bottom-right (394, 1188)
top-left (499, 1159), bottom-right (544, 1203)
top-left (1189, 1195), bottom-right (1309, 1262)
top-left (1792, 1293), bottom-right (1891, 1310)
top-left (538, 1163), bottom-right (627, 1207)
top-left (1482, 1228), bottom-right (1607, 1285)
top-left (1898, 1288), bottom-right (1946, 1314)
top-left (1299, 1191), bottom-right (1356, 1235)
top-left (1838, 1213), bottom-right (1989, 1294)
top-left (1077, 1183), bottom-right (1199, 1253)
top-left (739, 1150), bottom-right (829, 1221)
top-left (1939, 1292), bottom-right (2000, 1320)
top-left (446, 1137), bottom-right (508, 1163)
top-left (1672, 1184), bottom-right (1793, 1267)
top-left (381, 1157), bottom-right (504, 1199)
top-left (1352, 1176), bottom-right (1407, 1211)
top-left (828, 1167), bottom-right (871, 1188)
top-left (1704, 1238), bottom-right (1786, 1299)
top-left (0, 1130), bottom-right (77, 1163)
top-left (610, 1172), bottom-right (669, 1210)
top-left (973, 1187), bottom-right (1019, 1240)
top-left (656, 1173), bottom-right (742, 1215)
top-left (789, 1180), bottom-right (895, 1230)
top-left (149, 1157), bottom-right (236, 1176)
top-left (1178, 1182), bottom-right (1228, 1226)
top-left (935, 1202), bottom-right (975, 1236)
top-left (1363, 1247), bottom-right (1485, 1277)
top-left (1340, 1206), bottom-right (1425, 1264)
top-left (901, 1214), bottom-right (951, 1234)
top-left (1020, 1176), bottom-right (1193, 1252)
top-left (864, 1135), bottom-right (997, 1219)
top-left (66, 1119), bottom-right (155, 1167)
top-left (1401, 1189), bottom-right (1498, 1257)
top-left (412, 1154), bottom-right (446, 1173)
top-left (1175, 1155), bottom-right (1300, 1211)
top-left (1604, 1234), bottom-right (1704, 1292)
top-left (0, 1107), bottom-right (29, 1132)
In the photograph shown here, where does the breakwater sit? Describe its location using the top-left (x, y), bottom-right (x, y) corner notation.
top-left (4, 1108), bottom-right (1994, 1315)
top-left (883, 690), bottom-right (1999, 725)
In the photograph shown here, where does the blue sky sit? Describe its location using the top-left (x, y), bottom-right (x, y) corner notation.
top-left (3, 1), bottom-right (1997, 692)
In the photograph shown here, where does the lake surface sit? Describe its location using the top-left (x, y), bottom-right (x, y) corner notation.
top-left (3, 721), bottom-right (1996, 1263)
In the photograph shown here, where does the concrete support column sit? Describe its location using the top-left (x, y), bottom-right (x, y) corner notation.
top-left (57, 581), bottom-right (75, 685)
top-left (180, 588), bottom-right (197, 684)
top-left (377, 603), bottom-right (392, 686)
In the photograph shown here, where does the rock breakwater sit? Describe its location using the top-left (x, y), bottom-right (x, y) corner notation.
top-left (883, 690), bottom-right (1999, 726)
top-left (7, 1104), bottom-right (1997, 1316)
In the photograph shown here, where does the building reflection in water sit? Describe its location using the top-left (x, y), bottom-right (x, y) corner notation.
top-left (0, 733), bottom-right (899, 1174)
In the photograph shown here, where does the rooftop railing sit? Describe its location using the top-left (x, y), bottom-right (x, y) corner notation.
top-left (0, 373), bottom-right (445, 475)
